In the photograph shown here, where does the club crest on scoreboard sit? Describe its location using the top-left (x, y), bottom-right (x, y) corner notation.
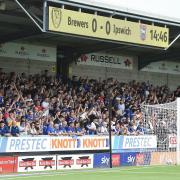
top-left (51, 7), bottom-right (62, 29)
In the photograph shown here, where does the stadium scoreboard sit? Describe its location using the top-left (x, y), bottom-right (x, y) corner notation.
top-left (48, 6), bottom-right (169, 48)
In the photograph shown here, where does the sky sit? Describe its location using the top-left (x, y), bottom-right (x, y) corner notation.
top-left (72, 0), bottom-right (180, 22)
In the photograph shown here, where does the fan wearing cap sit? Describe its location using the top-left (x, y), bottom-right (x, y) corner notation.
top-left (0, 121), bottom-right (10, 137)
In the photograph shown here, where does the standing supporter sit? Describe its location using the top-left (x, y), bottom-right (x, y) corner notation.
top-left (0, 71), bottom-right (178, 137)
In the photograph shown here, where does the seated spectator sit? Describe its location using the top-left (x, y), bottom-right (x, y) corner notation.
top-left (136, 121), bottom-right (146, 135)
top-left (67, 121), bottom-right (75, 136)
top-left (128, 122), bottom-right (136, 135)
top-left (0, 121), bottom-right (10, 137)
top-left (74, 121), bottom-right (85, 136)
top-left (59, 120), bottom-right (68, 136)
top-left (112, 123), bottom-right (121, 135)
top-left (11, 121), bottom-right (20, 137)
top-left (45, 121), bottom-right (57, 136)
top-left (54, 124), bottom-right (61, 135)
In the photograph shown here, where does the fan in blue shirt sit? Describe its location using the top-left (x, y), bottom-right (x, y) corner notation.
top-left (0, 121), bottom-right (10, 136)
top-left (11, 121), bottom-right (20, 137)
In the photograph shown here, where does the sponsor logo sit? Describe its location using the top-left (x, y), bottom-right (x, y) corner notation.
top-left (19, 158), bottom-right (36, 170)
top-left (0, 157), bottom-right (18, 174)
top-left (51, 8), bottom-right (62, 29)
top-left (136, 153), bottom-right (144, 166)
top-left (37, 48), bottom-right (50, 58)
top-left (76, 156), bottom-right (91, 167)
top-left (15, 46), bottom-right (29, 56)
top-left (93, 153), bottom-right (110, 168)
top-left (127, 155), bottom-right (136, 163)
top-left (112, 154), bottom-right (120, 167)
top-left (124, 59), bottom-right (131, 67)
top-left (120, 153), bottom-right (137, 166)
top-left (59, 157), bottom-right (74, 168)
top-left (101, 156), bottom-right (110, 165)
top-left (80, 54), bottom-right (88, 62)
top-left (39, 157), bottom-right (55, 169)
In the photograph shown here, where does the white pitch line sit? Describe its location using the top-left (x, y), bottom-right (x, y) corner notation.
top-left (1, 166), bottom-right (179, 180)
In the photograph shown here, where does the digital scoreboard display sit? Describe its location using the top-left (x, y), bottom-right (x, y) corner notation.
top-left (48, 6), bottom-right (169, 48)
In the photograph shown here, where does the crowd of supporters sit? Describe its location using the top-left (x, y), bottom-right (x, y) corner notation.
top-left (0, 70), bottom-right (179, 137)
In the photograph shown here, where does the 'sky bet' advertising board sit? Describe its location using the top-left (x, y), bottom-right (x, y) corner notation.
top-left (48, 6), bottom-right (169, 48)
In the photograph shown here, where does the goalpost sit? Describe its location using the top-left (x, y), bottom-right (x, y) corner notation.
top-left (141, 98), bottom-right (180, 165)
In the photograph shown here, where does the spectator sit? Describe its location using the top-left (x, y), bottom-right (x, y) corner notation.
top-left (29, 122), bottom-right (38, 136)
top-left (19, 118), bottom-right (30, 136)
top-left (11, 121), bottom-right (20, 137)
top-left (136, 121), bottom-right (145, 135)
top-left (0, 71), bottom-right (178, 137)
top-left (74, 121), bottom-right (85, 136)
top-left (0, 121), bottom-right (10, 137)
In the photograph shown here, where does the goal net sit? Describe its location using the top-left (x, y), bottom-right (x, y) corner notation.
top-left (141, 98), bottom-right (180, 165)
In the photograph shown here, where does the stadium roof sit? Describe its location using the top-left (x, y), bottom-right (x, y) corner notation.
top-left (69, 0), bottom-right (180, 25)
top-left (0, 0), bottom-right (180, 69)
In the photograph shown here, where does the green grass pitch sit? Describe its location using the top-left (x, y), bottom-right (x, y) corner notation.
top-left (1, 166), bottom-right (180, 180)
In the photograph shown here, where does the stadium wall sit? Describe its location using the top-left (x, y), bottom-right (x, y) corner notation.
top-left (0, 42), bottom-right (56, 75)
top-left (70, 55), bottom-right (180, 90)
top-left (0, 57), bottom-right (56, 75)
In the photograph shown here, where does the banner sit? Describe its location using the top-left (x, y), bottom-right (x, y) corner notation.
top-left (135, 152), bottom-right (151, 166)
top-left (5, 136), bottom-right (50, 152)
top-left (48, 7), bottom-right (169, 48)
top-left (120, 152), bottom-right (151, 166)
top-left (0, 43), bottom-right (56, 62)
top-left (2, 136), bottom-right (109, 153)
top-left (141, 61), bottom-right (180, 75)
top-left (77, 53), bottom-right (133, 69)
top-left (112, 135), bottom-right (157, 152)
top-left (93, 153), bottom-right (110, 168)
top-left (120, 152), bottom-right (137, 166)
top-left (51, 136), bottom-right (109, 151)
top-left (150, 152), bottom-right (176, 165)
top-left (0, 135), bottom-right (157, 153)
top-left (18, 155), bottom-right (56, 172)
top-left (112, 154), bottom-right (120, 167)
top-left (169, 134), bottom-right (177, 148)
top-left (0, 156), bottom-right (18, 174)
top-left (122, 135), bottom-right (157, 149)
top-left (57, 154), bottom-right (93, 170)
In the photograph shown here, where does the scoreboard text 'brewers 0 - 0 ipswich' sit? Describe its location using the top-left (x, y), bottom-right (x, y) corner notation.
top-left (48, 6), bottom-right (169, 48)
